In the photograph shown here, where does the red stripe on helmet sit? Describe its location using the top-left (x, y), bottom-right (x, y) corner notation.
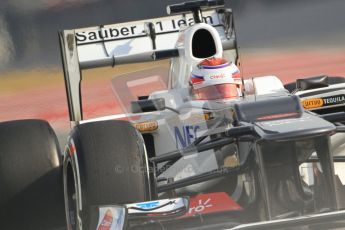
top-left (232, 72), bottom-right (241, 79)
top-left (191, 74), bottom-right (204, 84)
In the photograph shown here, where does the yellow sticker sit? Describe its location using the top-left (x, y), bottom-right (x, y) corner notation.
top-left (134, 121), bottom-right (158, 133)
top-left (302, 98), bottom-right (324, 109)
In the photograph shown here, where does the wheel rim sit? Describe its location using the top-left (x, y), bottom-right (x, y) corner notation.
top-left (64, 159), bottom-right (83, 230)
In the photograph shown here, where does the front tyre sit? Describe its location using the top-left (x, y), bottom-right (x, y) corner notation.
top-left (63, 120), bottom-right (151, 230)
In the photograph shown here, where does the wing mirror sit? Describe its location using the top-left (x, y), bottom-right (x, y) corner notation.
top-left (296, 75), bottom-right (329, 91)
top-left (131, 98), bottom-right (166, 113)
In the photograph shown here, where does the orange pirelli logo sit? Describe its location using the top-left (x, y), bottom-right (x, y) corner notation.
top-left (302, 98), bottom-right (324, 109)
top-left (134, 121), bottom-right (158, 132)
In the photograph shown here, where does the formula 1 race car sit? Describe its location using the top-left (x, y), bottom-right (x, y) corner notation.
top-left (57, 1), bottom-right (345, 229)
top-left (2, 0), bottom-right (345, 230)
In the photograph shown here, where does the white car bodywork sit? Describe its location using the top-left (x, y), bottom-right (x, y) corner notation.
top-left (59, 4), bottom-right (345, 195)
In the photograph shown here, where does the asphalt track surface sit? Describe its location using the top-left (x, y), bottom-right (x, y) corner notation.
top-left (0, 0), bottom-right (345, 144)
top-left (1, 0), bottom-right (345, 69)
top-left (1, 48), bottom-right (344, 140)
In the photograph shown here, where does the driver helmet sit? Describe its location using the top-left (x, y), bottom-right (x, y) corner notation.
top-left (190, 57), bottom-right (242, 100)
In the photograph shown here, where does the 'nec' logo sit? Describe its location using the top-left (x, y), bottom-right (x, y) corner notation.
top-left (174, 125), bottom-right (200, 149)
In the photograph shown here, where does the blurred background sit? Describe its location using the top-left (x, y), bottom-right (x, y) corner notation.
top-left (0, 0), bottom-right (344, 144)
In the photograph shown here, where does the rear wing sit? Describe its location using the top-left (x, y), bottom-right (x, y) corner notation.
top-left (59, 6), bottom-right (237, 125)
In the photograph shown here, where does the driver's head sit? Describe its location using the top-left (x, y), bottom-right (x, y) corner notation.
top-left (190, 57), bottom-right (242, 100)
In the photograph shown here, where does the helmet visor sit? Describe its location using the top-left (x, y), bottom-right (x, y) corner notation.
top-left (192, 83), bottom-right (242, 100)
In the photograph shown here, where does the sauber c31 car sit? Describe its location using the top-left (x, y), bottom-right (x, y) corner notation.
top-left (2, 0), bottom-right (345, 230)
top-left (57, 0), bottom-right (345, 229)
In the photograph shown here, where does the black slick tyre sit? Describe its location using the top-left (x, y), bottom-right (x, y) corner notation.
top-left (63, 120), bottom-right (151, 230)
top-left (0, 119), bottom-right (65, 230)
